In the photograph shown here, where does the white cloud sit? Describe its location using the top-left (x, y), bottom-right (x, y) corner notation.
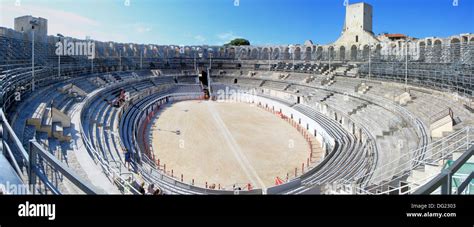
top-left (0, 2), bottom-right (129, 43)
top-left (217, 31), bottom-right (239, 41)
top-left (193, 34), bottom-right (206, 42)
top-left (215, 31), bottom-right (244, 45)
top-left (133, 24), bottom-right (152, 33)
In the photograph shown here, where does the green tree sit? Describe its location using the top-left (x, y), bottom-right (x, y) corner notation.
top-left (225, 38), bottom-right (250, 46)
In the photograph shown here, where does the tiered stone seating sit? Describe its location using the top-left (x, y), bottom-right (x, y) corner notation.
top-left (261, 80), bottom-right (289, 91)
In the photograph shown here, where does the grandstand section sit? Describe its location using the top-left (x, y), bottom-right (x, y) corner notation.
top-left (0, 2), bottom-right (472, 196)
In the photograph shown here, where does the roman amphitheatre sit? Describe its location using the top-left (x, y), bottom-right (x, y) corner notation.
top-left (0, 2), bottom-right (472, 195)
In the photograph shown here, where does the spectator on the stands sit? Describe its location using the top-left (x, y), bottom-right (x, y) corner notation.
top-left (153, 188), bottom-right (162, 195)
top-left (147, 184), bottom-right (155, 195)
top-left (124, 149), bottom-right (132, 170)
top-left (138, 182), bottom-right (146, 195)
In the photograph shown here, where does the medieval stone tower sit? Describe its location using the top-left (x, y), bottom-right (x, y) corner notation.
top-left (334, 2), bottom-right (379, 46)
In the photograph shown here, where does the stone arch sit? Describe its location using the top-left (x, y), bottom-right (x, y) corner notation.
top-left (250, 48), bottom-right (259, 59)
top-left (283, 47), bottom-right (290, 60)
top-left (362, 45), bottom-right (369, 61)
top-left (450, 38), bottom-right (461, 62)
top-left (418, 41), bottom-right (426, 62)
top-left (328, 46), bottom-right (335, 60)
top-left (433, 40), bottom-right (442, 63)
top-left (294, 47), bottom-right (301, 60)
top-left (130, 44), bottom-right (137, 57)
top-left (339, 46), bottom-right (346, 61)
top-left (470, 37), bottom-right (474, 63)
top-left (350, 45), bottom-right (358, 61)
top-left (261, 47), bottom-right (270, 60)
top-left (218, 47), bottom-right (226, 58)
top-left (245, 48), bottom-right (252, 59)
top-left (201, 48), bottom-right (208, 59)
top-left (228, 47), bottom-right (236, 58)
top-left (375, 44), bottom-right (382, 60)
top-left (316, 46), bottom-right (323, 60)
top-left (304, 46), bottom-right (312, 61)
top-left (273, 48), bottom-right (280, 60)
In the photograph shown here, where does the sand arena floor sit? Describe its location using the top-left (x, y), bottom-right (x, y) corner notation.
top-left (150, 100), bottom-right (318, 190)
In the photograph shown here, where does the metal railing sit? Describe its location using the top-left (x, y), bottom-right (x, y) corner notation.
top-left (0, 108), bottom-right (102, 194)
top-left (29, 140), bottom-right (100, 194)
top-left (413, 145), bottom-right (473, 195)
top-left (332, 126), bottom-right (473, 194)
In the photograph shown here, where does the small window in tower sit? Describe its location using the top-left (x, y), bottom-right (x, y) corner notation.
top-left (21, 27), bottom-right (23, 31)
top-left (356, 35), bottom-right (359, 42)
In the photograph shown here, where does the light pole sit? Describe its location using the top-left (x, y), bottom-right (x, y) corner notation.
top-left (119, 50), bottom-right (122, 71)
top-left (30, 20), bottom-right (39, 92)
top-left (328, 46), bottom-right (332, 71)
top-left (86, 36), bottom-right (94, 74)
top-left (194, 52), bottom-right (197, 73)
top-left (368, 43), bottom-right (372, 81)
top-left (405, 40), bottom-right (411, 91)
top-left (208, 49), bottom-right (213, 70)
top-left (56, 34), bottom-right (64, 80)
top-left (268, 48), bottom-right (271, 71)
top-left (140, 47), bottom-right (143, 70)
top-left (289, 45), bottom-right (295, 73)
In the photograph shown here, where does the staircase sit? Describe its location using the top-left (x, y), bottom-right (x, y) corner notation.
top-left (355, 82), bottom-right (371, 94)
top-left (320, 76), bottom-right (335, 86)
top-left (320, 93), bottom-right (334, 102)
top-left (348, 103), bottom-right (369, 115)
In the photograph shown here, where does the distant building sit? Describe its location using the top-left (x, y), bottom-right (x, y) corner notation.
top-left (14, 15), bottom-right (48, 38)
top-left (333, 2), bottom-right (379, 46)
top-left (377, 33), bottom-right (410, 42)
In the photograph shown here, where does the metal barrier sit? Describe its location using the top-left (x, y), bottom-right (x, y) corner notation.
top-left (29, 140), bottom-right (101, 194)
top-left (333, 127), bottom-right (473, 194)
top-left (413, 145), bottom-right (474, 195)
top-left (0, 108), bottom-right (102, 194)
top-left (79, 81), bottom-right (145, 195)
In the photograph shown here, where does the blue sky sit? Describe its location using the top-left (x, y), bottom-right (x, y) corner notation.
top-left (0, 0), bottom-right (473, 45)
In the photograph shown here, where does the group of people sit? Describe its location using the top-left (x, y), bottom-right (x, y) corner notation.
top-left (137, 182), bottom-right (162, 195)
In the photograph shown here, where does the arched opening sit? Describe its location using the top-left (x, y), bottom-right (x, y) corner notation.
top-left (470, 37), bottom-right (474, 62)
top-left (238, 48), bottom-right (246, 59)
top-left (304, 46), bottom-right (312, 60)
top-left (273, 48), bottom-right (280, 60)
top-left (202, 48), bottom-right (208, 59)
top-left (433, 40), bottom-right (442, 63)
top-left (350, 45), bottom-right (358, 61)
top-left (199, 70), bottom-right (209, 84)
top-left (362, 45), bottom-right (369, 60)
top-left (316, 46), bottom-right (323, 60)
top-left (283, 47), bottom-right (290, 60)
top-left (228, 47), bottom-right (236, 58)
top-left (375, 44), bottom-right (382, 60)
top-left (450, 38), bottom-right (461, 62)
top-left (199, 70), bottom-right (209, 99)
top-left (261, 48), bottom-right (269, 60)
top-left (185, 47), bottom-right (191, 58)
top-left (294, 47), bottom-right (301, 60)
top-left (339, 46), bottom-right (346, 61)
top-left (418, 42), bottom-right (425, 62)
top-left (250, 48), bottom-right (259, 59)
top-left (328, 46), bottom-right (335, 60)
top-left (219, 48), bottom-right (225, 58)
